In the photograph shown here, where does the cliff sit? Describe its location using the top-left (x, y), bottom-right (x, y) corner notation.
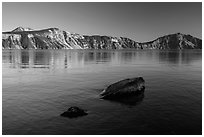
top-left (2, 27), bottom-right (202, 49)
top-left (139, 33), bottom-right (202, 49)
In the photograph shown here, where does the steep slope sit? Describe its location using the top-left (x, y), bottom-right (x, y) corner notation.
top-left (2, 27), bottom-right (86, 49)
top-left (83, 35), bottom-right (140, 49)
top-left (2, 27), bottom-right (202, 49)
top-left (140, 33), bottom-right (202, 49)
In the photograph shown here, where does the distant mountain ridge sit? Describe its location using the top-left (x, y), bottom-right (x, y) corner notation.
top-left (11, 27), bottom-right (33, 32)
top-left (2, 27), bottom-right (202, 49)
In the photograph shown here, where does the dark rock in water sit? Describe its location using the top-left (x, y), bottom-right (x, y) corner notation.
top-left (100, 77), bottom-right (145, 99)
top-left (60, 106), bottom-right (88, 118)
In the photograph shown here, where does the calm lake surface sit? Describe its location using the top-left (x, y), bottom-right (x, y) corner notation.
top-left (2, 49), bottom-right (202, 135)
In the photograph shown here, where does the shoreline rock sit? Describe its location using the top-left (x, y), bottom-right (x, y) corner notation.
top-left (60, 106), bottom-right (88, 118)
top-left (100, 77), bottom-right (145, 99)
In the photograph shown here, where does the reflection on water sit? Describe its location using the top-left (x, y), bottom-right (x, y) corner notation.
top-left (2, 49), bottom-right (202, 135)
top-left (2, 50), bottom-right (202, 69)
top-left (105, 92), bottom-right (145, 106)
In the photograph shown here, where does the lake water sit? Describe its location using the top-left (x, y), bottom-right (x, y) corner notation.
top-left (2, 49), bottom-right (202, 135)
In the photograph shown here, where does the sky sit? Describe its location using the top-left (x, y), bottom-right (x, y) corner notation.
top-left (2, 2), bottom-right (202, 42)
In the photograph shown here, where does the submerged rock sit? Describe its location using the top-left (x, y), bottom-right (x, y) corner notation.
top-left (100, 77), bottom-right (145, 99)
top-left (60, 106), bottom-right (88, 118)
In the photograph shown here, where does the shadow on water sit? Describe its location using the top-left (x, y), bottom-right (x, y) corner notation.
top-left (102, 91), bottom-right (145, 106)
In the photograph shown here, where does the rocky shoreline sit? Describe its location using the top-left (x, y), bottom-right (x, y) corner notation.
top-left (61, 77), bottom-right (145, 118)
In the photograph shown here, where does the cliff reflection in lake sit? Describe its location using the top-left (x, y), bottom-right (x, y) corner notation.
top-left (2, 50), bottom-right (202, 69)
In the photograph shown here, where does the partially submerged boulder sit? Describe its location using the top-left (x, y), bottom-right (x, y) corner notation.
top-left (60, 106), bottom-right (88, 118)
top-left (100, 77), bottom-right (145, 99)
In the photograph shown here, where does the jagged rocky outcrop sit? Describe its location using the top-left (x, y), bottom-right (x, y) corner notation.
top-left (83, 35), bottom-right (140, 49)
top-left (100, 77), bottom-right (145, 99)
top-left (2, 27), bottom-right (202, 49)
top-left (139, 33), bottom-right (202, 49)
top-left (2, 27), bottom-right (87, 49)
top-left (61, 106), bottom-right (88, 118)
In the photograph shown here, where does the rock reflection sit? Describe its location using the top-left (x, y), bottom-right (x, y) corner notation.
top-left (106, 92), bottom-right (145, 106)
top-left (21, 51), bottom-right (29, 65)
top-left (83, 51), bottom-right (112, 63)
top-left (64, 54), bottom-right (68, 68)
top-left (34, 51), bottom-right (50, 65)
